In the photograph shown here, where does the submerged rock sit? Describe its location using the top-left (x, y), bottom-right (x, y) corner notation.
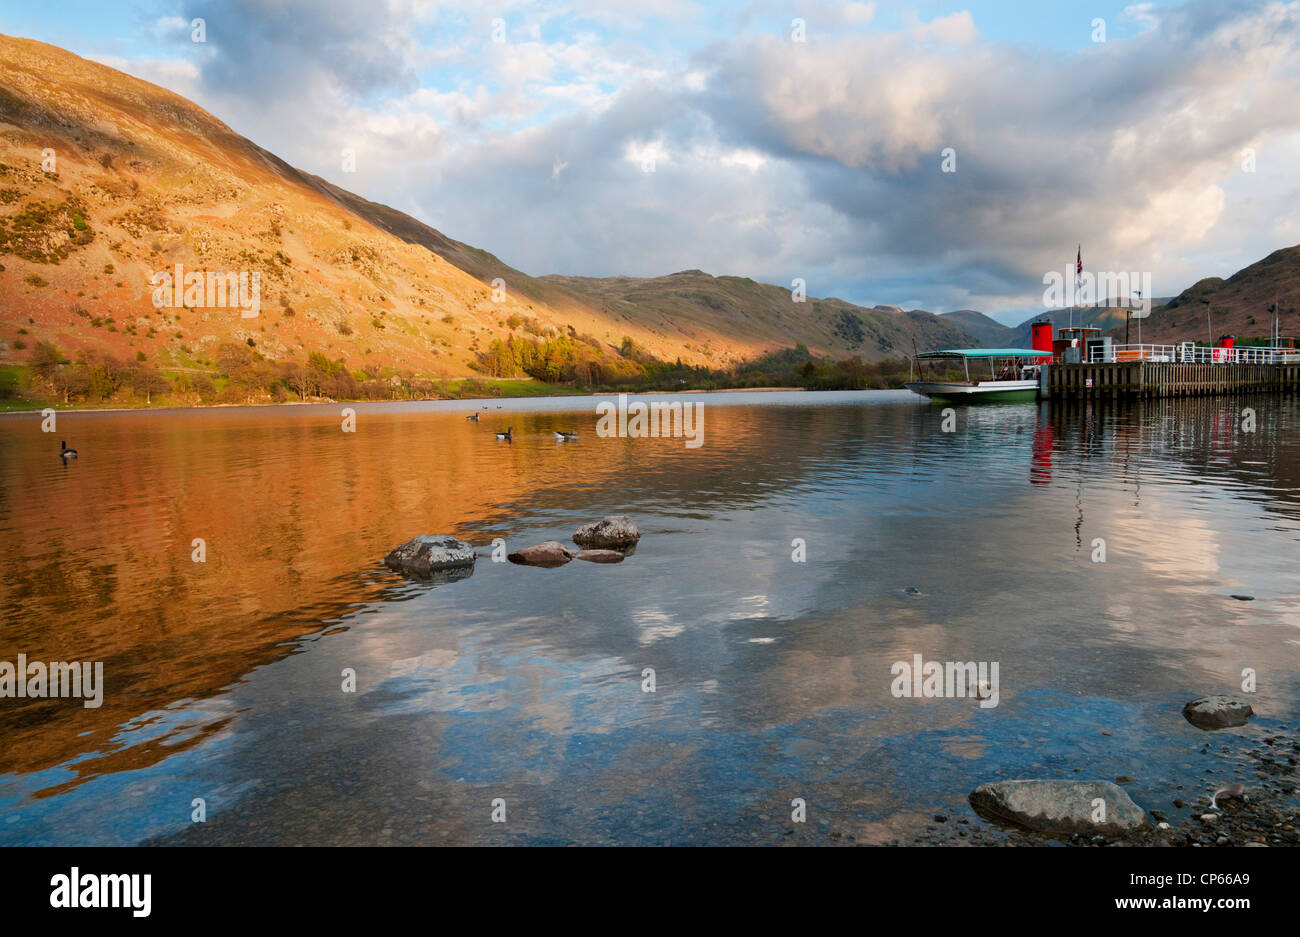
top-left (507, 541), bottom-right (575, 567)
top-left (1182, 696), bottom-right (1254, 730)
top-left (573, 515), bottom-right (641, 549)
top-left (384, 535), bottom-right (476, 576)
top-left (968, 780), bottom-right (1148, 837)
top-left (574, 549), bottom-right (625, 564)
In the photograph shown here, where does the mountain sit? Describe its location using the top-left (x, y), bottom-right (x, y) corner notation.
top-left (940, 306), bottom-right (1129, 348)
top-left (1118, 247), bottom-right (1300, 344)
top-left (1006, 305), bottom-right (1135, 346)
top-left (939, 310), bottom-right (1014, 346)
top-left (544, 271), bottom-right (975, 360)
top-left (0, 34), bottom-right (971, 391)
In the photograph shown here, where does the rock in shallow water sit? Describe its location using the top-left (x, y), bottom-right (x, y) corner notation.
top-left (384, 535), bottom-right (476, 576)
top-left (573, 515), bottom-right (641, 549)
top-left (507, 541), bottom-right (575, 567)
top-left (574, 549), bottom-right (625, 563)
top-left (968, 780), bottom-right (1148, 837)
top-left (1182, 695), bottom-right (1254, 730)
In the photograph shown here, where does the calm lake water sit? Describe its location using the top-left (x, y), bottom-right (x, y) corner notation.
top-left (1, 390), bottom-right (1298, 845)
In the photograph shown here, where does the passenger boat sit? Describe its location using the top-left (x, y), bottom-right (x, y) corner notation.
top-left (905, 348), bottom-right (1051, 403)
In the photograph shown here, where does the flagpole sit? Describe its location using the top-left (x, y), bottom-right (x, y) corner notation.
top-left (1071, 245), bottom-right (1081, 331)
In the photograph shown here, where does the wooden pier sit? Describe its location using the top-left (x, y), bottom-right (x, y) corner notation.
top-left (1045, 361), bottom-right (1300, 398)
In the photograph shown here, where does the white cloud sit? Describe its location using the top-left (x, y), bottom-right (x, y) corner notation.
top-left (842, 2), bottom-right (876, 26)
top-left (1123, 3), bottom-right (1162, 31)
top-left (87, 54), bottom-right (202, 94)
top-left (720, 148), bottom-right (768, 171)
top-left (907, 10), bottom-right (978, 45)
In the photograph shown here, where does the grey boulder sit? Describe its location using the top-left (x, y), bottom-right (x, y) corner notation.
top-left (1182, 695), bottom-right (1254, 730)
top-left (507, 541), bottom-right (575, 568)
top-left (573, 516), bottom-right (641, 549)
top-left (384, 535), bottom-right (476, 576)
top-left (969, 780), bottom-right (1148, 837)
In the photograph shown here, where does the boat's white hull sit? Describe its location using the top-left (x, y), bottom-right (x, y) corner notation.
top-left (905, 379), bottom-right (1039, 402)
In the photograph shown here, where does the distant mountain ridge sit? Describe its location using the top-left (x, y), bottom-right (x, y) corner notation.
top-left (944, 301), bottom-right (1179, 348)
top-left (544, 271), bottom-right (974, 361)
top-left (939, 310), bottom-right (1015, 346)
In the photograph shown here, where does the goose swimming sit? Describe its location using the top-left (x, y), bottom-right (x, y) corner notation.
top-left (59, 440), bottom-right (77, 460)
top-left (554, 431), bottom-right (578, 441)
top-left (466, 413), bottom-right (479, 421)
top-left (495, 427), bottom-right (513, 441)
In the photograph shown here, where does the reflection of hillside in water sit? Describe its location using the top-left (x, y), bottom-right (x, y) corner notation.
top-left (0, 395), bottom-right (928, 782)
top-left (1, 392), bottom-right (1297, 838)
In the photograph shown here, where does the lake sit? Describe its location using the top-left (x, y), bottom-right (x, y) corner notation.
top-left (1, 390), bottom-right (1298, 845)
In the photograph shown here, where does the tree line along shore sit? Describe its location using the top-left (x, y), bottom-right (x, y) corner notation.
top-left (2, 335), bottom-right (914, 411)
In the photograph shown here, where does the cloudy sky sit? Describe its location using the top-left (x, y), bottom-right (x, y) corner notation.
top-left (4, 0), bottom-right (1299, 324)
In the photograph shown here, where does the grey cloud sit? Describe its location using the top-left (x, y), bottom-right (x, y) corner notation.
top-left (695, 0), bottom-right (1300, 303)
top-left (179, 0), bottom-right (421, 99)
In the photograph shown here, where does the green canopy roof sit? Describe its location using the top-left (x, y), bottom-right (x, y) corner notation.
top-left (916, 348), bottom-right (1051, 359)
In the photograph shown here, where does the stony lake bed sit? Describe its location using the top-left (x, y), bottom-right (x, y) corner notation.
top-left (2, 390), bottom-right (1298, 846)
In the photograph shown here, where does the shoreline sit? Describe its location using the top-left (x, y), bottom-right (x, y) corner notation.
top-left (0, 385), bottom-right (814, 417)
top-left (895, 723), bottom-right (1300, 847)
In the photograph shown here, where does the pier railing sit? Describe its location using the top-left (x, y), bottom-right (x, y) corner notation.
top-left (1089, 343), bottom-right (1300, 365)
